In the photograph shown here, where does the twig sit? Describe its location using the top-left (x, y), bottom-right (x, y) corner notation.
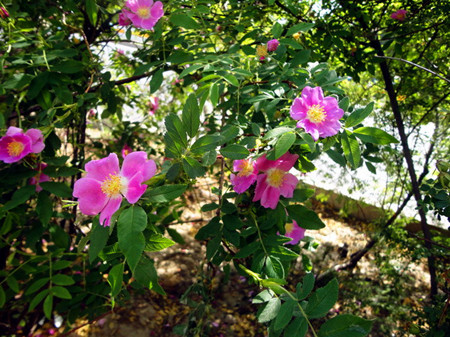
top-left (375, 55), bottom-right (450, 84)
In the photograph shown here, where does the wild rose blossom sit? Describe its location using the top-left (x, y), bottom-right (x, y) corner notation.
top-left (121, 144), bottom-right (132, 158)
top-left (230, 159), bottom-right (258, 194)
top-left (73, 152), bottom-right (156, 226)
top-left (256, 45), bottom-right (268, 61)
top-left (267, 39), bottom-right (279, 52)
top-left (148, 96), bottom-right (159, 115)
top-left (290, 86), bottom-right (344, 141)
top-left (282, 221), bottom-right (305, 245)
top-left (253, 152), bottom-right (299, 209)
top-left (29, 163), bottom-right (50, 192)
top-left (0, 7), bottom-right (9, 19)
top-left (121, 0), bottom-right (164, 30)
top-left (0, 127), bottom-right (45, 163)
top-left (391, 9), bottom-right (407, 21)
top-left (118, 10), bottom-right (132, 26)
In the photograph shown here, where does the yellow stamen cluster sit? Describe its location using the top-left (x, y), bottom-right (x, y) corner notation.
top-left (285, 222), bottom-right (294, 233)
top-left (137, 7), bottom-right (151, 19)
top-left (101, 174), bottom-right (122, 197)
top-left (256, 45), bottom-right (268, 59)
top-left (307, 104), bottom-right (326, 124)
top-left (266, 168), bottom-right (286, 188)
top-left (237, 160), bottom-right (254, 177)
top-left (7, 141), bottom-right (25, 157)
top-left (292, 32), bottom-right (301, 40)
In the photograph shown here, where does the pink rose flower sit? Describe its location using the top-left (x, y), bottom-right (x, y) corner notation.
top-left (29, 163), bottom-right (51, 192)
top-left (73, 152), bottom-right (156, 226)
top-left (123, 0), bottom-right (164, 30)
top-left (149, 96), bottom-right (159, 115)
top-left (121, 144), bottom-right (132, 158)
top-left (267, 39), bottom-right (280, 52)
top-left (0, 7), bottom-right (9, 19)
top-left (282, 221), bottom-right (305, 245)
top-left (0, 127), bottom-right (45, 163)
top-left (391, 9), bottom-right (407, 21)
top-left (230, 159), bottom-right (258, 194)
top-left (118, 10), bottom-right (132, 26)
top-left (290, 86), bottom-right (344, 141)
top-left (252, 152), bottom-right (299, 209)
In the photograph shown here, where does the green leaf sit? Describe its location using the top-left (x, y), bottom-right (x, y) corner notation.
top-left (340, 131), bottom-right (361, 169)
top-left (206, 235), bottom-right (222, 260)
top-left (222, 74), bottom-right (239, 87)
top-left (118, 206), bottom-right (147, 272)
top-left (52, 274), bottom-right (75, 286)
top-left (290, 50), bottom-right (311, 68)
top-left (26, 278), bottom-right (50, 295)
top-left (274, 133), bottom-right (296, 159)
top-left (146, 184), bottom-right (187, 203)
top-left (53, 260), bottom-right (72, 270)
top-left (108, 263), bottom-right (124, 297)
top-left (51, 286), bottom-right (72, 299)
top-left (85, 0), bottom-right (98, 26)
top-left (170, 13), bottom-right (201, 30)
top-left (165, 114), bottom-right (187, 149)
top-left (264, 127), bottom-right (295, 140)
top-left (286, 205), bottom-right (325, 230)
top-left (2, 185), bottom-right (35, 211)
top-left (167, 227), bottom-right (185, 244)
top-left (88, 218), bottom-right (110, 263)
top-left (338, 97), bottom-right (350, 111)
top-left (284, 317), bottom-right (307, 337)
top-left (326, 149), bottom-right (346, 167)
top-left (6, 276), bottom-right (19, 293)
top-left (40, 182), bottom-right (72, 198)
top-left (318, 314), bottom-right (373, 337)
top-left (306, 278), bottom-right (339, 318)
top-left (287, 23), bottom-right (315, 35)
top-left (272, 22), bottom-right (283, 39)
top-left (43, 294), bottom-right (53, 319)
top-left (258, 297), bottom-right (281, 323)
top-left (210, 82), bottom-right (219, 106)
top-left (36, 191), bottom-right (53, 226)
top-left (53, 60), bottom-right (84, 74)
top-left (182, 156), bottom-right (206, 178)
top-left (235, 241), bottom-right (261, 258)
top-left (150, 69), bottom-right (164, 94)
top-left (195, 216), bottom-right (221, 240)
top-left (252, 290), bottom-right (273, 304)
top-left (134, 256), bottom-right (165, 295)
top-left (274, 299), bottom-right (295, 331)
top-left (144, 233), bottom-right (175, 252)
top-left (220, 144), bottom-right (249, 160)
top-left (297, 273), bottom-right (315, 300)
top-left (182, 94), bottom-right (201, 137)
top-left (179, 64), bottom-right (204, 79)
top-left (29, 289), bottom-right (50, 311)
top-left (353, 127), bottom-right (399, 145)
top-left (191, 135), bottom-right (221, 154)
top-left (345, 102), bottom-right (374, 128)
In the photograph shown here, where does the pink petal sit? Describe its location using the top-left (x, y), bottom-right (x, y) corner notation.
top-left (290, 97), bottom-right (308, 120)
top-left (151, 1), bottom-right (164, 19)
top-left (321, 97), bottom-right (344, 119)
top-left (121, 151), bottom-right (156, 182)
top-left (279, 173), bottom-right (298, 198)
top-left (302, 86), bottom-right (324, 106)
top-left (252, 174), bottom-right (267, 203)
top-left (230, 173), bottom-right (257, 194)
top-left (73, 178), bottom-right (108, 216)
top-left (100, 197), bottom-right (122, 227)
top-left (275, 152), bottom-right (299, 171)
top-left (124, 172), bottom-right (147, 204)
top-left (0, 135), bottom-right (32, 163)
top-left (125, 0), bottom-right (139, 11)
top-left (255, 155), bottom-right (277, 172)
top-left (297, 120), bottom-right (319, 141)
top-left (25, 129), bottom-right (45, 153)
top-left (5, 126), bottom-right (23, 137)
top-left (84, 153), bottom-right (120, 182)
top-left (260, 185), bottom-right (281, 209)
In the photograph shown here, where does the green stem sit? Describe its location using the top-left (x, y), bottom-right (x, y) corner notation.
top-left (281, 288), bottom-right (318, 337)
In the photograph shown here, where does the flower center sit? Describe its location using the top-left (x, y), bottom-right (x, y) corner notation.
top-left (307, 104), bottom-right (326, 124)
top-left (237, 160), bottom-right (254, 177)
top-left (7, 141), bottom-right (25, 157)
top-left (266, 168), bottom-right (286, 188)
top-left (137, 7), bottom-right (151, 19)
top-left (101, 174), bottom-right (124, 198)
top-left (285, 222), bottom-right (294, 234)
top-left (256, 45), bottom-right (268, 58)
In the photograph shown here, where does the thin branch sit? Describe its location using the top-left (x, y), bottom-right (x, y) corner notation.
top-left (375, 55), bottom-right (450, 84)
